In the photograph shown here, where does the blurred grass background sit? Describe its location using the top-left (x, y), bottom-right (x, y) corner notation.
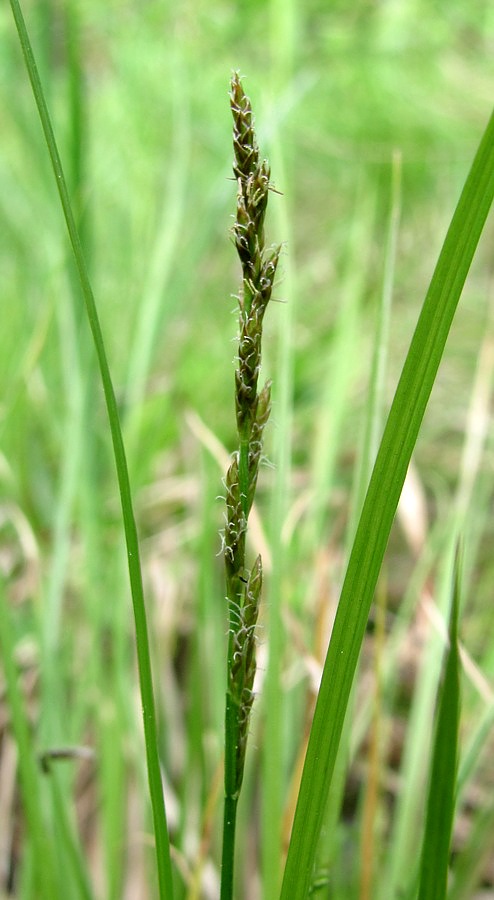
top-left (0, 0), bottom-right (493, 898)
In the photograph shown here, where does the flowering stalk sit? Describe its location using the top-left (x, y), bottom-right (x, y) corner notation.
top-left (220, 72), bottom-right (281, 899)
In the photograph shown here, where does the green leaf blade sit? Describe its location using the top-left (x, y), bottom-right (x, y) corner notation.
top-left (281, 109), bottom-right (494, 900)
top-left (8, 2), bottom-right (174, 896)
top-left (418, 555), bottom-right (461, 900)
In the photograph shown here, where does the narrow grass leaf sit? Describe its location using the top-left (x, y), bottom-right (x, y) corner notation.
top-left (47, 769), bottom-right (95, 900)
top-left (281, 109), bottom-right (494, 900)
top-left (0, 582), bottom-right (59, 899)
top-left (348, 153), bottom-right (401, 540)
top-left (8, 3), bottom-right (174, 897)
top-left (447, 799), bottom-right (494, 900)
top-left (417, 551), bottom-right (461, 900)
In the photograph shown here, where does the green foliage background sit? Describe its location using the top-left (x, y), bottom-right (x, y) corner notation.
top-left (1, 0), bottom-right (493, 897)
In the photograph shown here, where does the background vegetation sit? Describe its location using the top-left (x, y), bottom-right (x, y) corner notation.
top-left (0, 0), bottom-right (493, 897)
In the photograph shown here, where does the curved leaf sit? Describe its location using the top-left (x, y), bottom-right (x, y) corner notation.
top-left (280, 109), bottom-right (494, 900)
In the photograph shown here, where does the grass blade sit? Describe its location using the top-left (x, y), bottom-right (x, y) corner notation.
top-left (417, 550), bottom-right (461, 900)
top-left (8, 2), bottom-right (174, 897)
top-left (280, 108), bottom-right (494, 900)
top-left (447, 797), bottom-right (494, 900)
top-left (0, 582), bottom-right (59, 899)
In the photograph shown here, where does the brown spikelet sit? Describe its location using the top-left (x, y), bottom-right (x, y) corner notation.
top-left (223, 73), bottom-right (281, 800)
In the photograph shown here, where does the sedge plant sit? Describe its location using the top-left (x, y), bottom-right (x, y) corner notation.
top-left (221, 72), bottom-right (281, 900)
top-left (6, 0), bottom-right (494, 895)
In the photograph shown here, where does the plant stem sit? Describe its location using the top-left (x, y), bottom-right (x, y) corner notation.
top-left (220, 770), bottom-right (239, 900)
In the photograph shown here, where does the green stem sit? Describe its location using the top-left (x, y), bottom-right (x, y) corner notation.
top-left (8, 3), bottom-right (174, 897)
top-left (221, 635), bottom-right (241, 896)
top-left (224, 649), bottom-right (241, 798)
top-left (221, 790), bottom-right (239, 900)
